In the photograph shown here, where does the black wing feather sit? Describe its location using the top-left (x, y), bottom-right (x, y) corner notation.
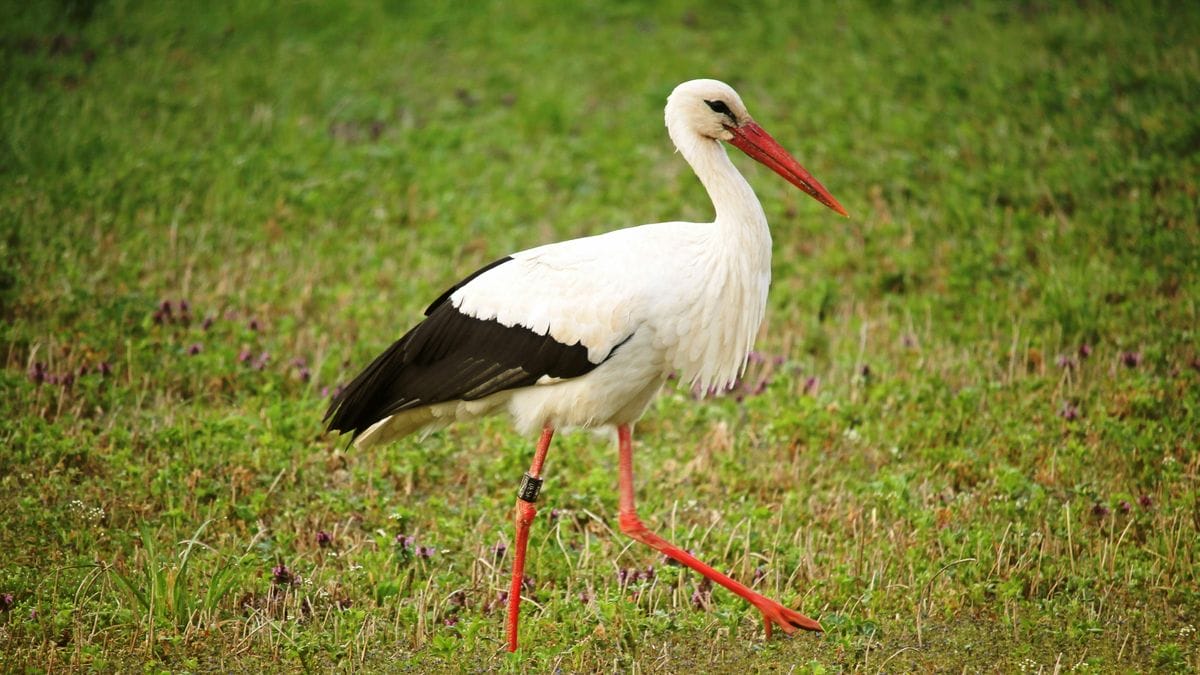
top-left (324, 268), bottom-right (600, 440)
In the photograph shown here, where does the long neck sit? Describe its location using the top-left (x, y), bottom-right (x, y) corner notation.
top-left (669, 126), bottom-right (769, 231)
top-left (665, 123), bottom-right (775, 392)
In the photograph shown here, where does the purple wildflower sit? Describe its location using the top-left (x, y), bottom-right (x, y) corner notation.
top-left (641, 565), bottom-right (656, 582)
top-left (491, 541), bottom-right (507, 561)
top-left (753, 566), bottom-right (766, 585)
top-left (298, 367), bottom-right (311, 383)
top-left (444, 615), bottom-right (459, 627)
top-left (248, 318), bottom-right (260, 332)
top-left (202, 315), bottom-right (215, 331)
top-left (1121, 351), bottom-right (1142, 368)
top-left (179, 299), bottom-right (190, 314)
top-left (859, 364), bottom-right (872, 379)
top-left (579, 591), bottom-right (591, 605)
top-left (446, 590), bottom-right (468, 612)
top-left (747, 351), bottom-right (765, 365)
top-left (1078, 344), bottom-right (1093, 359)
top-left (97, 361), bottom-right (112, 376)
top-left (395, 534), bottom-right (415, 550)
top-left (1119, 500), bottom-right (1132, 514)
top-left (448, 591), bottom-right (467, 608)
top-left (253, 351), bottom-right (270, 370)
top-left (0, 593), bottom-right (13, 611)
top-left (417, 546), bottom-right (436, 559)
top-left (520, 574), bottom-right (533, 592)
top-left (60, 372), bottom-right (74, 388)
top-left (77, 364), bottom-right (89, 377)
top-left (1138, 494), bottom-right (1153, 509)
top-left (488, 591), bottom-right (509, 614)
top-left (28, 362), bottom-right (47, 384)
top-left (272, 564), bottom-right (297, 586)
top-left (1058, 402), bottom-right (1080, 421)
top-left (237, 348), bottom-right (253, 364)
top-left (1056, 354), bottom-right (1076, 370)
top-left (691, 577), bottom-right (712, 610)
top-left (1092, 503), bottom-right (1110, 519)
top-left (803, 376), bottom-right (819, 395)
top-left (617, 568), bottom-right (631, 586)
top-left (159, 300), bottom-right (173, 317)
top-left (316, 531), bottom-right (333, 548)
top-left (187, 343), bottom-right (202, 356)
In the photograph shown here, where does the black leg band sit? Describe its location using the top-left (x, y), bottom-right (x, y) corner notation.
top-left (518, 473), bottom-right (543, 503)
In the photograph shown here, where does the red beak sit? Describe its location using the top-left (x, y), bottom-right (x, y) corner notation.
top-left (727, 121), bottom-right (849, 217)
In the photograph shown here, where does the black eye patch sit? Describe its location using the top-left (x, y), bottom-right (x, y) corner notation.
top-left (704, 99), bottom-right (736, 122)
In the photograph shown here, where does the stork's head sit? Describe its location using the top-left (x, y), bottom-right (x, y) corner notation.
top-left (666, 79), bottom-right (848, 217)
top-left (666, 79), bottom-right (750, 142)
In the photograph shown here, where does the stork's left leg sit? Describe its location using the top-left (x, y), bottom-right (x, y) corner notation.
top-left (506, 425), bottom-right (554, 653)
top-left (615, 423), bottom-right (822, 638)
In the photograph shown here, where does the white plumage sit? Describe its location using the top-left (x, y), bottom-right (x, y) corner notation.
top-left (325, 78), bottom-right (847, 652)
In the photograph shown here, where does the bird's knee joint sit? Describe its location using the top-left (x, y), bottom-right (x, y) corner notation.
top-left (618, 513), bottom-right (645, 535)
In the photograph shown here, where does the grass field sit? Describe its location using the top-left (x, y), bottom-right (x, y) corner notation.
top-left (2, 0), bottom-right (1198, 671)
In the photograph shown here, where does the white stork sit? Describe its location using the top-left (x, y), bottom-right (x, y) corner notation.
top-left (325, 79), bottom-right (848, 652)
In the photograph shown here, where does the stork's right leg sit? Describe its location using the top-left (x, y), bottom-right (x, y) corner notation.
top-left (506, 426), bottom-right (554, 652)
top-left (615, 424), bottom-right (822, 637)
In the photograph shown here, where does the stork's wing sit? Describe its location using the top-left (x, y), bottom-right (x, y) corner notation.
top-left (324, 257), bottom-right (608, 440)
top-left (325, 222), bottom-right (703, 441)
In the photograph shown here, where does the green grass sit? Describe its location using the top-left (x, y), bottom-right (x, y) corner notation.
top-left (2, 0), bottom-right (1198, 671)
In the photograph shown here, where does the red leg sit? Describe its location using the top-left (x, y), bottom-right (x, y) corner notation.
top-left (506, 426), bottom-right (554, 652)
top-left (615, 424), bottom-right (822, 637)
